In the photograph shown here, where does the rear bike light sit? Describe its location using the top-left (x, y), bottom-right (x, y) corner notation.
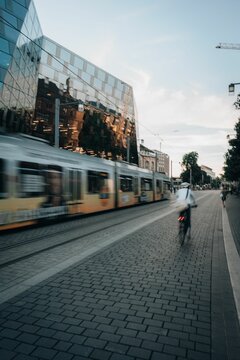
top-left (178, 216), bottom-right (185, 221)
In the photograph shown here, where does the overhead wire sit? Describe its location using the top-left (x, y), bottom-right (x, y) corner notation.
top-left (0, 13), bottom-right (159, 140)
top-left (0, 14), bottom-right (124, 112)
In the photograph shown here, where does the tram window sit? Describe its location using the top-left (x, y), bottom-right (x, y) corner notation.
top-left (164, 182), bottom-right (170, 191)
top-left (69, 169), bottom-right (82, 201)
top-left (120, 175), bottom-right (133, 192)
top-left (141, 178), bottom-right (153, 191)
top-left (0, 159), bottom-right (7, 198)
top-left (18, 161), bottom-right (45, 198)
top-left (156, 180), bottom-right (162, 194)
top-left (88, 170), bottom-right (108, 194)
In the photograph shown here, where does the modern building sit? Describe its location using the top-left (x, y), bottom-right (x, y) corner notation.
top-left (0, 0), bottom-right (138, 164)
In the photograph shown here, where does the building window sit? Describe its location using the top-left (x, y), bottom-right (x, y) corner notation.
top-left (0, 159), bottom-right (7, 198)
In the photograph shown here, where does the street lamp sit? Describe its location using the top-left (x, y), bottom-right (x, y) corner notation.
top-left (228, 82), bottom-right (240, 94)
top-left (189, 167), bottom-right (192, 187)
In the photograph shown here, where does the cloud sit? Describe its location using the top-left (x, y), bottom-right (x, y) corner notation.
top-left (140, 35), bottom-right (179, 46)
top-left (125, 66), bottom-right (238, 176)
top-left (88, 37), bottom-right (116, 69)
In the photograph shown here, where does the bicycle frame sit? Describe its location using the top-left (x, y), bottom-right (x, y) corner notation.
top-left (178, 208), bottom-right (189, 245)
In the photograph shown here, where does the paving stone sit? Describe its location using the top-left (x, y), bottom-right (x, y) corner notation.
top-left (1, 194), bottom-right (240, 360)
top-left (31, 346), bottom-right (57, 359)
top-left (0, 337), bottom-right (19, 350)
top-left (52, 352), bottom-right (73, 360)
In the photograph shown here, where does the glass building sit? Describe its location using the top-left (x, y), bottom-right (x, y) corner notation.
top-left (0, 0), bottom-right (138, 164)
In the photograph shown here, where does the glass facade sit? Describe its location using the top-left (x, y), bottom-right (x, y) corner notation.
top-left (0, 0), bottom-right (42, 132)
top-left (0, 0), bottom-right (138, 164)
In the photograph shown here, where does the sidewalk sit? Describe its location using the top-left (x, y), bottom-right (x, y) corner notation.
top-left (0, 192), bottom-right (239, 360)
top-left (225, 193), bottom-right (240, 255)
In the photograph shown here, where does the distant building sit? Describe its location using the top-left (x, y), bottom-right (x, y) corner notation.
top-left (139, 144), bottom-right (170, 175)
top-left (172, 177), bottom-right (182, 190)
top-left (155, 150), bottom-right (170, 177)
top-left (201, 165), bottom-right (216, 179)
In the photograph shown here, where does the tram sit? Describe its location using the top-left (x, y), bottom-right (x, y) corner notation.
top-left (0, 133), bottom-right (171, 230)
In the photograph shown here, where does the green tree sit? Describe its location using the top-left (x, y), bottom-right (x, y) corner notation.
top-left (224, 119), bottom-right (240, 182)
top-left (180, 151), bottom-right (202, 185)
top-left (211, 177), bottom-right (221, 189)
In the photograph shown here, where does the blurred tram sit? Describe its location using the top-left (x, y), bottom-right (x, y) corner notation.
top-left (0, 133), bottom-right (171, 231)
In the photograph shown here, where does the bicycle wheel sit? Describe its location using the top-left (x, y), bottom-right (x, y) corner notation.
top-left (179, 222), bottom-right (185, 245)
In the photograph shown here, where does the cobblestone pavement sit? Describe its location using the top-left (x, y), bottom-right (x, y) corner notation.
top-left (0, 192), bottom-right (240, 359)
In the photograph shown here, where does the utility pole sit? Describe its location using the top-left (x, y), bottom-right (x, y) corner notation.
top-left (190, 167), bottom-right (192, 187)
top-left (54, 98), bottom-right (60, 148)
top-left (127, 136), bottom-right (130, 163)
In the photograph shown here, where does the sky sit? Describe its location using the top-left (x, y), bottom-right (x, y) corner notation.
top-left (34, 0), bottom-right (240, 177)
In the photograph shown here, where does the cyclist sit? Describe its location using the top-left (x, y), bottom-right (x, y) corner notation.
top-left (175, 182), bottom-right (197, 238)
top-left (220, 186), bottom-right (228, 207)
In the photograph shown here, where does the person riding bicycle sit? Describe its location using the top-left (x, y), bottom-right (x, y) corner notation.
top-left (175, 182), bottom-right (197, 238)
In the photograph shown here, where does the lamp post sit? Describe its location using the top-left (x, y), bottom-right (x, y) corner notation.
top-left (127, 136), bottom-right (130, 163)
top-left (189, 167), bottom-right (192, 187)
top-left (228, 82), bottom-right (240, 94)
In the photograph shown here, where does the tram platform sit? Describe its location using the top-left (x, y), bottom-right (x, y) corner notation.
top-left (0, 191), bottom-right (240, 360)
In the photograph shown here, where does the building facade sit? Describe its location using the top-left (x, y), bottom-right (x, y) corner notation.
top-left (0, 0), bottom-right (138, 164)
top-left (139, 144), bottom-right (170, 176)
top-left (201, 165), bottom-right (216, 180)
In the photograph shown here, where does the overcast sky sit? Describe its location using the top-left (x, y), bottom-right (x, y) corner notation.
top-left (34, 0), bottom-right (240, 177)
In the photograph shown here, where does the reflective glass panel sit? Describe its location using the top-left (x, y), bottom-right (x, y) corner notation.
top-left (44, 38), bottom-right (57, 57)
top-left (93, 77), bottom-right (102, 91)
top-left (97, 69), bottom-right (105, 81)
top-left (16, 0), bottom-right (27, 6)
top-left (81, 71), bottom-right (91, 84)
top-left (0, 36), bottom-right (10, 53)
top-left (105, 83), bottom-right (112, 95)
top-left (3, 23), bottom-right (19, 42)
top-left (0, 51), bottom-right (11, 68)
top-left (86, 63), bottom-right (95, 76)
top-left (60, 48), bottom-right (70, 63)
top-left (6, 1), bottom-right (27, 20)
top-left (116, 80), bottom-right (123, 91)
top-left (74, 56), bottom-right (83, 69)
top-left (0, 67), bottom-right (7, 82)
top-left (1, 9), bottom-right (18, 27)
top-left (51, 57), bottom-right (63, 71)
top-left (114, 89), bottom-right (121, 99)
top-left (107, 75), bottom-right (115, 87)
top-left (40, 64), bottom-right (54, 79)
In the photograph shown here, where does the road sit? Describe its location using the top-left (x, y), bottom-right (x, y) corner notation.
top-left (0, 190), bottom-right (239, 360)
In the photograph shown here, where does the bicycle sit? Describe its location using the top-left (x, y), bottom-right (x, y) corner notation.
top-left (178, 204), bottom-right (197, 246)
top-left (178, 207), bottom-right (190, 245)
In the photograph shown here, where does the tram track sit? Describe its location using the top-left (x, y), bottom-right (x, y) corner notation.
top-left (0, 202), bottom-right (170, 268)
top-left (0, 193), bottom-right (207, 270)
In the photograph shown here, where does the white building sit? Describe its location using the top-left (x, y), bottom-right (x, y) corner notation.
top-left (201, 165), bottom-right (216, 179)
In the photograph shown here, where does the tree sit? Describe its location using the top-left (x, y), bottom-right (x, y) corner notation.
top-left (180, 151), bottom-right (202, 185)
top-left (224, 119), bottom-right (240, 182)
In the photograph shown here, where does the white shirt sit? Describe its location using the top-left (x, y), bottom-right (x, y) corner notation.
top-left (176, 188), bottom-right (196, 206)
